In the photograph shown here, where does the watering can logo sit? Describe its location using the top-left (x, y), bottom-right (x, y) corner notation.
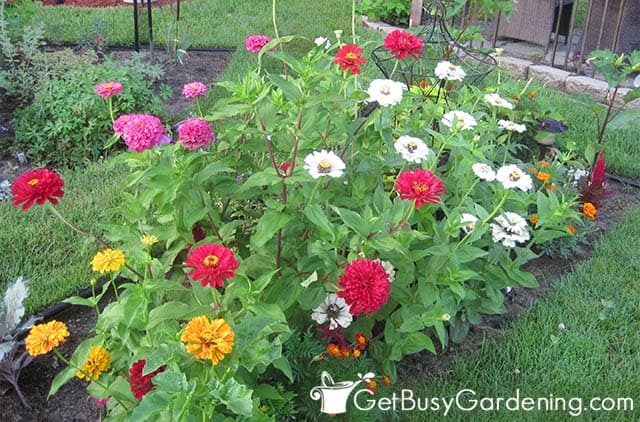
top-left (310, 370), bottom-right (375, 415)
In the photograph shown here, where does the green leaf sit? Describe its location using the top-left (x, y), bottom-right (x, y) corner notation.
top-left (398, 315), bottom-right (424, 333)
top-left (250, 210), bottom-right (292, 249)
top-left (303, 205), bottom-right (336, 242)
top-left (269, 74), bottom-right (302, 103)
top-left (454, 246), bottom-right (488, 264)
top-left (153, 370), bottom-right (188, 393)
top-left (145, 343), bottom-right (181, 374)
top-left (402, 332), bottom-right (435, 355)
top-left (272, 356), bottom-right (294, 382)
top-left (131, 391), bottom-right (171, 421)
top-left (607, 109), bottom-right (640, 130)
top-left (147, 301), bottom-right (203, 329)
top-left (624, 87), bottom-right (640, 103)
top-left (194, 161), bottom-right (234, 180)
top-left (240, 169), bottom-right (281, 191)
top-left (208, 377), bottom-right (253, 417)
top-left (331, 206), bottom-right (369, 237)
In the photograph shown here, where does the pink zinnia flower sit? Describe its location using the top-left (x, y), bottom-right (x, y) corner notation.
top-left (245, 35), bottom-right (272, 53)
top-left (12, 168), bottom-right (65, 211)
top-left (121, 114), bottom-right (166, 152)
top-left (394, 168), bottom-right (446, 209)
top-left (129, 359), bottom-right (166, 400)
top-left (383, 30), bottom-right (424, 61)
top-left (182, 82), bottom-right (208, 98)
top-left (338, 259), bottom-right (390, 315)
top-left (186, 243), bottom-right (239, 288)
top-left (95, 81), bottom-right (123, 99)
top-left (113, 114), bottom-right (132, 135)
top-left (178, 118), bottom-right (215, 150)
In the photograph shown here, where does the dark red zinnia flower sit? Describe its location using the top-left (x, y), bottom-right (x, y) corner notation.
top-left (186, 243), bottom-right (239, 288)
top-left (338, 259), bottom-right (390, 315)
top-left (12, 168), bottom-right (65, 211)
top-left (334, 44), bottom-right (367, 74)
top-left (383, 29), bottom-right (424, 61)
top-left (394, 168), bottom-right (445, 209)
top-left (129, 359), bottom-right (166, 400)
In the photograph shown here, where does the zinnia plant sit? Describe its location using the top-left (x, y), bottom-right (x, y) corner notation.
top-left (12, 169), bottom-right (64, 211)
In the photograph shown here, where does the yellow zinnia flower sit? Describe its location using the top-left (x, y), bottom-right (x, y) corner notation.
top-left (180, 316), bottom-right (234, 365)
top-left (140, 234), bottom-right (159, 246)
top-left (91, 248), bottom-right (125, 273)
top-left (25, 320), bottom-right (70, 356)
top-left (77, 345), bottom-right (111, 381)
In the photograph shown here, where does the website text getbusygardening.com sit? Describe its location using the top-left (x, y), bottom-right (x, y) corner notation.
top-left (352, 388), bottom-right (634, 417)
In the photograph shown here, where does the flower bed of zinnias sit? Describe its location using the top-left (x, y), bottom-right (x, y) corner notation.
top-left (15, 30), bottom-right (593, 419)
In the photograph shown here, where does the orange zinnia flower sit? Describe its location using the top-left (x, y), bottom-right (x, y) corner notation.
top-left (77, 345), bottom-right (111, 381)
top-left (536, 172), bottom-right (550, 183)
top-left (530, 215), bottom-right (539, 225)
top-left (25, 320), bottom-right (69, 356)
top-left (180, 316), bottom-right (234, 365)
top-left (583, 202), bottom-right (597, 220)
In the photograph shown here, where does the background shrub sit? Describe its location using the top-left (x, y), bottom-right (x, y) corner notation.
top-left (13, 55), bottom-right (165, 167)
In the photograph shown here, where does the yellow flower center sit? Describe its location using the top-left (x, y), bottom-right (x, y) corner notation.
top-left (509, 171), bottom-right (521, 182)
top-left (104, 83), bottom-right (113, 89)
top-left (345, 52), bottom-right (358, 60)
top-left (27, 178), bottom-right (39, 186)
top-left (203, 254), bottom-right (220, 268)
top-left (317, 159), bottom-right (333, 173)
top-left (413, 182), bottom-right (428, 193)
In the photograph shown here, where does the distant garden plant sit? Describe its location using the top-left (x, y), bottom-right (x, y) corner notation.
top-left (13, 6), bottom-right (590, 420)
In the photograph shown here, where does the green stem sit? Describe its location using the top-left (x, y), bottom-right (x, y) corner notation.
top-left (456, 179), bottom-right (479, 208)
top-left (109, 275), bottom-right (119, 300)
top-left (107, 97), bottom-right (115, 124)
top-left (305, 178), bottom-right (324, 208)
top-left (195, 97), bottom-right (204, 119)
top-left (351, 0), bottom-right (356, 43)
top-left (388, 60), bottom-right (400, 79)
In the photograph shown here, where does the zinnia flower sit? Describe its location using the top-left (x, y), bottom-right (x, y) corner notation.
top-left (129, 359), bottom-right (166, 400)
top-left (186, 243), bottom-right (239, 288)
top-left (77, 345), bottom-right (111, 381)
top-left (394, 168), bottom-right (446, 209)
top-left (374, 259), bottom-right (396, 284)
top-left (383, 29), bottom-right (424, 61)
top-left (178, 118), bottom-right (215, 150)
top-left (484, 93), bottom-right (514, 109)
top-left (490, 212), bottom-right (530, 247)
top-left (245, 35), bottom-right (272, 53)
top-left (95, 81), bottom-right (123, 99)
top-left (303, 150), bottom-right (346, 179)
top-left (180, 316), bottom-right (234, 365)
top-left (460, 213), bottom-right (479, 234)
top-left (496, 165), bottom-right (533, 191)
top-left (314, 36), bottom-right (330, 48)
top-left (338, 258), bottom-right (391, 315)
top-left (472, 163), bottom-right (496, 181)
top-left (182, 81), bottom-right (208, 98)
top-left (394, 135), bottom-right (430, 163)
top-left (311, 293), bottom-right (352, 330)
top-left (434, 61), bottom-right (466, 81)
top-left (498, 119), bottom-right (527, 133)
top-left (120, 114), bottom-right (166, 152)
top-left (25, 320), bottom-right (69, 356)
top-left (140, 234), bottom-right (159, 246)
top-left (441, 110), bottom-right (477, 131)
top-left (113, 114), bottom-right (132, 135)
top-left (583, 202), bottom-right (597, 220)
top-left (91, 248), bottom-right (125, 273)
top-left (333, 44), bottom-right (367, 74)
top-left (367, 79), bottom-right (407, 107)
top-left (12, 169), bottom-right (64, 211)
top-left (537, 171), bottom-right (550, 183)
top-left (354, 333), bottom-right (368, 350)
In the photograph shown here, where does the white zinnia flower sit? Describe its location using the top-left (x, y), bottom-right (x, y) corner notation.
top-left (498, 119), bottom-right (527, 133)
top-left (496, 164), bottom-right (533, 191)
top-left (434, 61), bottom-right (466, 81)
top-left (441, 110), bottom-right (477, 131)
top-left (367, 79), bottom-right (407, 107)
top-left (490, 212), bottom-right (530, 248)
top-left (303, 150), bottom-right (346, 179)
top-left (572, 168), bottom-right (588, 182)
top-left (472, 163), bottom-right (496, 181)
top-left (460, 213), bottom-right (479, 234)
top-left (484, 93), bottom-right (514, 110)
top-left (311, 293), bottom-right (352, 329)
top-left (314, 36), bottom-right (330, 48)
top-left (394, 135), bottom-right (430, 163)
top-left (375, 259), bottom-right (396, 284)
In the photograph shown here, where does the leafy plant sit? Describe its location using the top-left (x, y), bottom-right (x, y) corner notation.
top-left (13, 55), bottom-right (166, 167)
top-left (0, 276), bottom-right (40, 408)
top-left (359, 0), bottom-right (411, 25)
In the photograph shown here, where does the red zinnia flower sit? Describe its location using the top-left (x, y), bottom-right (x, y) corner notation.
top-left (186, 243), bottom-right (239, 288)
top-left (338, 259), bottom-right (390, 315)
top-left (394, 168), bottom-right (445, 209)
top-left (12, 169), bottom-right (64, 211)
top-left (129, 359), bottom-right (166, 400)
top-left (383, 30), bottom-right (424, 61)
top-left (334, 44), bottom-right (367, 74)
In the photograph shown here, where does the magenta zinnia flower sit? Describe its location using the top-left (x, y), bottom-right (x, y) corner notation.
top-left (178, 118), bottom-right (215, 150)
top-left (383, 30), bottom-right (424, 61)
top-left (245, 35), bottom-right (272, 53)
top-left (119, 114), bottom-right (166, 152)
top-left (182, 82), bottom-right (208, 98)
top-left (129, 359), bottom-right (166, 400)
top-left (186, 243), bottom-right (239, 288)
top-left (95, 81), bottom-right (123, 99)
top-left (394, 168), bottom-right (446, 209)
top-left (12, 169), bottom-right (65, 211)
top-left (338, 259), bottom-right (390, 315)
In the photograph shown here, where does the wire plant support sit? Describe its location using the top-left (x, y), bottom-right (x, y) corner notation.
top-left (371, 0), bottom-right (496, 97)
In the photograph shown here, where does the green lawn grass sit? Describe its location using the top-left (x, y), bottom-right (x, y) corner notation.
top-left (400, 206), bottom-right (640, 421)
top-left (0, 160), bottom-right (126, 313)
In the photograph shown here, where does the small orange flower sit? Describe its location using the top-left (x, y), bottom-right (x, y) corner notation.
top-left (354, 333), bottom-right (368, 351)
top-left (567, 225), bottom-right (576, 235)
top-left (530, 215), bottom-right (539, 225)
top-left (536, 171), bottom-right (550, 183)
top-left (583, 202), bottom-right (597, 220)
top-left (538, 160), bottom-right (551, 168)
top-left (529, 90), bottom-right (537, 99)
top-left (546, 184), bottom-right (558, 192)
top-left (529, 167), bottom-right (539, 175)
top-left (351, 349), bottom-right (361, 359)
top-left (381, 375), bottom-right (392, 386)
top-left (326, 343), bottom-right (340, 358)
top-left (340, 346), bottom-right (351, 359)
top-left (366, 379), bottom-right (378, 394)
